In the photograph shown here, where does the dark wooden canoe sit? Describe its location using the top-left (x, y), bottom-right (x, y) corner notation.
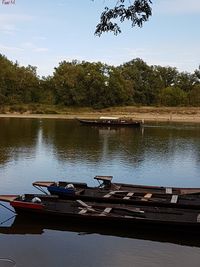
top-left (76, 117), bottom-right (142, 127)
top-left (1, 194), bottom-right (200, 229)
top-left (32, 176), bottom-right (200, 209)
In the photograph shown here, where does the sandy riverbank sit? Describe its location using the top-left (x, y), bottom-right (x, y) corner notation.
top-left (0, 107), bottom-right (200, 123)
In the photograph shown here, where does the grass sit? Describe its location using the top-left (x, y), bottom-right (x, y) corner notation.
top-left (0, 104), bottom-right (199, 115)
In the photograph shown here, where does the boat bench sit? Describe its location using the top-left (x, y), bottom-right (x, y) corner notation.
top-left (75, 189), bottom-right (85, 195)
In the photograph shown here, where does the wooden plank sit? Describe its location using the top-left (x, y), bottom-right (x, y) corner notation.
top-left (104, 193), bottom-right (111, 198)
top-left (144, 193), bottom-right (152, 199)
top-left (123, 192), bottom-right (134, 200)
top-left (99, 207), bottom-right (112, 216)
top-left (166, 188), bottom-right (172, 194)
top-left (76, 200), bottom-right (96, 213)
top-left (32, 181), bottom-right (55, 187)
top-left (76, 199), bottom-right (90, 208)
top-left (0, 195), bottom-right (18, 202)
top-left (75, 189), bottom-right (85, 195)
top-left (103, 207), bottom-right (112, 214)
top-left (103, 191), bottom-right (116, 198)
top-left (79, 208), bottom-right (88, 214)
top-left (171, 195), bottom-right (178, 203)
top-left (94, 176), bottom-right (113, 182)
top-left (180, 189), bottom-right (200, 195)
top-left (141, 193), bottom-right (152, 201)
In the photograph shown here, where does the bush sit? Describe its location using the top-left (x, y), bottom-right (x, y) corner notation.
top-left (188, 85), bottom-right (200, 106)
top-left (9, 105), bottom-right (28, 113)
top-left (159, 87), bottom-right (187, 106)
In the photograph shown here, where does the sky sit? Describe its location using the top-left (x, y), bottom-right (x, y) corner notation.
top-left (0, 0), bottom-right (200, 77)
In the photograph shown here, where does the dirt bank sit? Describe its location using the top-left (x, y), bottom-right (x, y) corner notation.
top-left (0, 107), bottom-right (200, 123)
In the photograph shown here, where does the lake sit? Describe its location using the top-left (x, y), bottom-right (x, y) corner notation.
top-left (0, 118), bottom-right (200, 267)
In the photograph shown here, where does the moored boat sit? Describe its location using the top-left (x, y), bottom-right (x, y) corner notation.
top-left (76, 117), bottom-right (142, 127)
top-left (1, 194), bottom-right (200, 229)
top-left (32, 176), bottom-right (200, 209)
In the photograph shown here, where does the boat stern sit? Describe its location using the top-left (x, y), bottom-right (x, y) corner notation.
top-left (0, 195), bottom-right (19, 203)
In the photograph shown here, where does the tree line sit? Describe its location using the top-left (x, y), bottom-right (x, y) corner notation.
top-left (0, 54), bottom-right (200, 108)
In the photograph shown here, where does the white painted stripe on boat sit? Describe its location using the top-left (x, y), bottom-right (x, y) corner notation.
top-left (197, 214), bottom-right (200, 223)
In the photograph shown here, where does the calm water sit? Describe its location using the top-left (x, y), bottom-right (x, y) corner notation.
top-left (0, 118), bottom-right (200, 267)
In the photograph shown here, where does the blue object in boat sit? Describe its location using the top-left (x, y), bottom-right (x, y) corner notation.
top-left (47, 185), bottom-right (75, 196)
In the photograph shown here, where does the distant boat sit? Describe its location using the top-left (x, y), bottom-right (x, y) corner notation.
top-left (76, 116), bottom-right (142, 127)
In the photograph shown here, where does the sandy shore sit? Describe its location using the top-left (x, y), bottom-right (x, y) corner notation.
top-left (0, 107), bottom-right (200, 123)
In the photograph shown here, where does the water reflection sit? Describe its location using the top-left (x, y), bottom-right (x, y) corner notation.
top-left (1, 215), bottom-right (200, 248)
top-left (0, 258), bottom-right (16, 267)
top-left (0, 118), bottom-right (39, 166)
top-left (0, 119), bottom-right (199, 190)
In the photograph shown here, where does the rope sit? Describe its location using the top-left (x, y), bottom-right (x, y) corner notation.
top-left (0, 214), bottom-right (16, 226)
top-left (0, 202), bottom-right (17, 214)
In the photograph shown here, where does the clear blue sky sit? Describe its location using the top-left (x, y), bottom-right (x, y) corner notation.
top-left (0, 0), bottom-right (199, 77)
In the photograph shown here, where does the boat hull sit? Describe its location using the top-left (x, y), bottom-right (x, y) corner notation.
top-left (77, 118), bottom-right (141, 127)
top-left (3, 194), bottom-right (200, 230)
top-left (33, 181), bottom-right (200, 210)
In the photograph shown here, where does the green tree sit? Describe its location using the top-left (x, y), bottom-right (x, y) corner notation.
top-left (159, 87), bottom-right (187, 106)
top-left (52, 60), bottom-right (82, 106)
top-left (153, 66), bottom-right (179, 88)
top-left (188, 85), bottom-right (200, 106)
top-left (0, 54), bottom-right (40, 104)
top-left (176, 71), bottom-right (197, 92)
top-left (119, 58), bottom-right (161, 105)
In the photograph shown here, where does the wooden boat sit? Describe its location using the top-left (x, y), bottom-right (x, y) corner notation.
top-left (32, 176), bottom-right (200, 209)
top-left (1, 194), bottom-right (200, 229)
top-left (76, 117), bottom-right (142, 127)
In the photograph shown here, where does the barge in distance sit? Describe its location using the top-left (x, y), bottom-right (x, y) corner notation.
top-left (76, 116), bottom-right (142, 127)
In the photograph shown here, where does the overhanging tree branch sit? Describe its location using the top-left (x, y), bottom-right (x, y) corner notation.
top-left (95, 0), bottom-right (153, 36)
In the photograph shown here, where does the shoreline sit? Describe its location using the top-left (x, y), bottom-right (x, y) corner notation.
top-left (0, 108), bottom-right (200, 123)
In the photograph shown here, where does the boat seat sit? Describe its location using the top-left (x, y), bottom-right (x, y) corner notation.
top-left (75, 189), bottom-right (85, 195)
top-left (142, 193), bottom-right (152, 201)
top-left (123, 192), bottom-right (134, 200)
top-left (76, 199), bottom-right (90, 207)
top-left (99, 207), bottom-right (112, 216)
top-left (171, 195), bottom-right (178, 203)
top-left (78, 206), bottom-right (95, 214)
top-left (76, 199), bottom-right (96, 213)
top-left (111, 184), bottom-right (121, 190)
top-left (79, 208), bottom-right (88, 214)
top-left (103, 191), bottom-right (116, 198)
top-left (166, 188), bottom-right (172, 194)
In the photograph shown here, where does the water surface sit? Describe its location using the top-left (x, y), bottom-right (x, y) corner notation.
top-left (0, 118), bottom-right (200, 267)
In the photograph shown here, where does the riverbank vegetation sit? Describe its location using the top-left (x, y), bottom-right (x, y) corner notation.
top-left (0, 54), bottom-right (200, 111)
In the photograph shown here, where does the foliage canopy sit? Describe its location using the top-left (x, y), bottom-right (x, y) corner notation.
top-left (0, 54), bottom-right (199, 108)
